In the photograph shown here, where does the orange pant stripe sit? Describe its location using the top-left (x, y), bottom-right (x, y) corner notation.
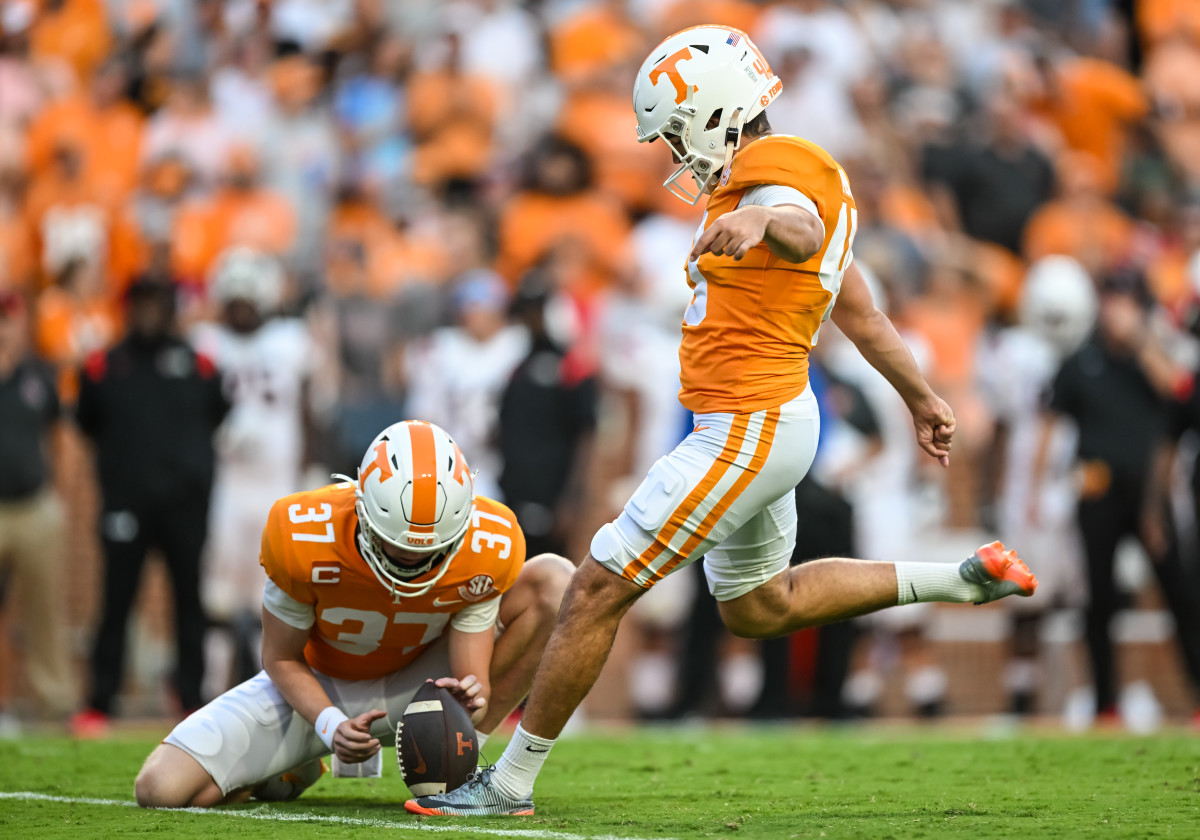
top-left (645, 407), bottom-right (782, 585)
top-left (622, 414), bottom-right (752, 581)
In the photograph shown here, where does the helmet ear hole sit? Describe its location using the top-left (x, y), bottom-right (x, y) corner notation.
top-left (705, 108), bottom-right (723, 131)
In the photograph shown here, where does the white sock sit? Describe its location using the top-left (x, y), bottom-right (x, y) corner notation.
top-left (475, 730), bottom-right (489, 750)
top-left (895, 562), bottom-right (981, 605)
top-left (490, 723), bottom-right (554, 800)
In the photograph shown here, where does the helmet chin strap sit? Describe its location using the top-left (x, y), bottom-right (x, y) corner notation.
top-left (721, 107), bottom-right (746, 179)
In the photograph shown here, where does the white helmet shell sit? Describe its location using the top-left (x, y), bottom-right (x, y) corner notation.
top-left (349, 420), bottom-right (475, 597)
top-left (634, 25), bottom-right (782, 204)
top-left (1020, 256), bottom-right (1098, 356)
top-left (209, 246), bottom-right (285, 314)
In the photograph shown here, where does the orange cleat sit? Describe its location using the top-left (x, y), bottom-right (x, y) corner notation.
top-left (960, 541), bottom-right (1038, 604)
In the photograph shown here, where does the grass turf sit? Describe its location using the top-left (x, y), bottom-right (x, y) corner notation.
top-left (1, 726), bottom-right (1197, 839)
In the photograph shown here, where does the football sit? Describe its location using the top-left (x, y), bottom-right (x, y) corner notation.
top-left (396, 681), bottom-right (479, 796)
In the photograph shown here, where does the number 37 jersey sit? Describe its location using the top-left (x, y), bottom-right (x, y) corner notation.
top-left (260, 482), bottom-right (526, 680)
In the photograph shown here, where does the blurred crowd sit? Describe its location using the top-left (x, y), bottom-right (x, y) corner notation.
top-left (3, 0), bottom-right (1200, 733)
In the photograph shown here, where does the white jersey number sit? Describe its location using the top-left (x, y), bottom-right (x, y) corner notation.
top-left (319, 608), bottom-right (450, 656)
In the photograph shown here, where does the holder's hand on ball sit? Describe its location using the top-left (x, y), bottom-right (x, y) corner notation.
top-left (434, 676), bottom-right (487, 724)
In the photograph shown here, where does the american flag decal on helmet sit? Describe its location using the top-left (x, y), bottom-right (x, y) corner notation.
top-left (726, 32), bottom-right (741, 46)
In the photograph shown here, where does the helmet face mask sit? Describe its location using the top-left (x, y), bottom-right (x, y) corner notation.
top-left (337, 421), bottom-right (476, 598)
top-left (634, 26), bottom-right (782, 205)
top-left (644, 105), bottom-right (718, 204)
top-left (355, 501), bottom-right (465, 585)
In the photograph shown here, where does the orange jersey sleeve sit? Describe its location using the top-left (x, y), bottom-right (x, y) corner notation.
top-left (260, 485), bottom-right (526, 681)
top-left (678, 135), bottom-right (858, 414)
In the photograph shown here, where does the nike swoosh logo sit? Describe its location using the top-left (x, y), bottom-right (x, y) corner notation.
top-left (433, 596), bottom-right (463, 607)
top-left (322, 721), bottom-right (330, 734)
top-left (693, 425), bottom-right (710, 434)
top-left (411, 736), bottom-right (428, 774)
top-left (525, 746), bottom-right (551, 753)
top-left (910, 582), bottom-right (919, 603)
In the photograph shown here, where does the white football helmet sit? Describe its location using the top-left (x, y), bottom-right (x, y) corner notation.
top-left (1020, 256), bottom-right (1098, 356)
top-left (337, 421), bottom-right (475, 597)
top-left (209, 246), bottom-right (284, 314)
top-left (634, 25), bottom-right (783, 204)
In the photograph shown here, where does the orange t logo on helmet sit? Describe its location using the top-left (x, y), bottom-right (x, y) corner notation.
top-left (360, 440), bottom-right (394, 490)
top-left (650, 47), bottom-right (698, 105)
top-left (451, 442), bottom-right (470, 486)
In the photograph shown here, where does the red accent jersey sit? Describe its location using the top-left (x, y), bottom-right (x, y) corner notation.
top-left (260, 482), bottom-right (525, 680)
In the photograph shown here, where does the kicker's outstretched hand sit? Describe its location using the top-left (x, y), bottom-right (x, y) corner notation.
top-left (910, 395), bottom-right (956, 468)
top-left (690, 206), bottom-right (769, 262)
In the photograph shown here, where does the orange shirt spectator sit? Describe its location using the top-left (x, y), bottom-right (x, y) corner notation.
top-left (367, 224), bottom-right (451, 298)
top-left (33, 257), bottom-right (120, 401)
top-left (1148, 247), bottom-right (1191, 309)
top-left (170, 189), bottom-right (296, 287)
top-left (28, 0), bottom-right (112, 86)
top-left (170, 148), bottom-right (297, 285)
top-left (497, 137), bottom-right (630, 298)
top-left (555, 76), bottom-right (663, 212)
top-left (406, 36), bottom-right (499, 188)
top-left (1143, 35), bottom-right (1200, 184)
top-left (1138, 0), bottom-right (1200, 49)
top-left (649, 0), bottom-right (762, 40)
top-left (1147, 200), bottom-right (1200, 309)
top-left (1022, 154), bottom-right (1135, 275)
top-left (324, 190), bottom-right (393, 297)
top-left (24, 62), bottom-right (143, 195)
top-left (878, 183), bottom-right (941, 243)
top-left (1028, 56), bottom-right (1148, 195)
top-left (900, 261), bottom-right (987, 391)
top-left (1023, 203), bottom-right (1134, 275)
top-left (550, 0), bottom-right (644, 87)
top-left (0, 171), bottom-right (36, 292)
top-left (323, 190), bottom-right (449, 299)
top-left (22, 143), bottom-right (142, 291)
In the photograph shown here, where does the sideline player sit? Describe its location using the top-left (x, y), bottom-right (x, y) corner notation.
top-left (134, 420), bottom-right (573, 808)
top-left (407, 25), bottom-right (1037, 817)
top-left (192, 247), bottom-right (316, 692)
top-left (980, 257), bottom-right (1096, 714)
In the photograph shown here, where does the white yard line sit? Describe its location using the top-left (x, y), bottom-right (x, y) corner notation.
top-left (0, 791), bottom-right (672, 840)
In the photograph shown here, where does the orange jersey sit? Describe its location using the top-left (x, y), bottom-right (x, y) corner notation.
top-left (260, 483), bottom-right (525, 681)
top-left (678, 135), bottom-right (858, 415)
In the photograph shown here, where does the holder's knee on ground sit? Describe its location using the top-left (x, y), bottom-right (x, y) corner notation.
top-left (135, 744), bottom-right (226, 808)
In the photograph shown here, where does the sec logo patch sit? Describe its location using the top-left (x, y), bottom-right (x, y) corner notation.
top-left (458, 574), bottom-right (497, 602)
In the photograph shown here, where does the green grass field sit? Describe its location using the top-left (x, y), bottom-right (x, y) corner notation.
top-left (1, 726), bottom-right (1197, 839)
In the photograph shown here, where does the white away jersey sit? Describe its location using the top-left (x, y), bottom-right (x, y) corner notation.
top-left (192, 317), bottom-right (316, 474)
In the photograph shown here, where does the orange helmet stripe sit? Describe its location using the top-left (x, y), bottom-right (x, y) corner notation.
top-left (408, 421), bottom-right (438, 527)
